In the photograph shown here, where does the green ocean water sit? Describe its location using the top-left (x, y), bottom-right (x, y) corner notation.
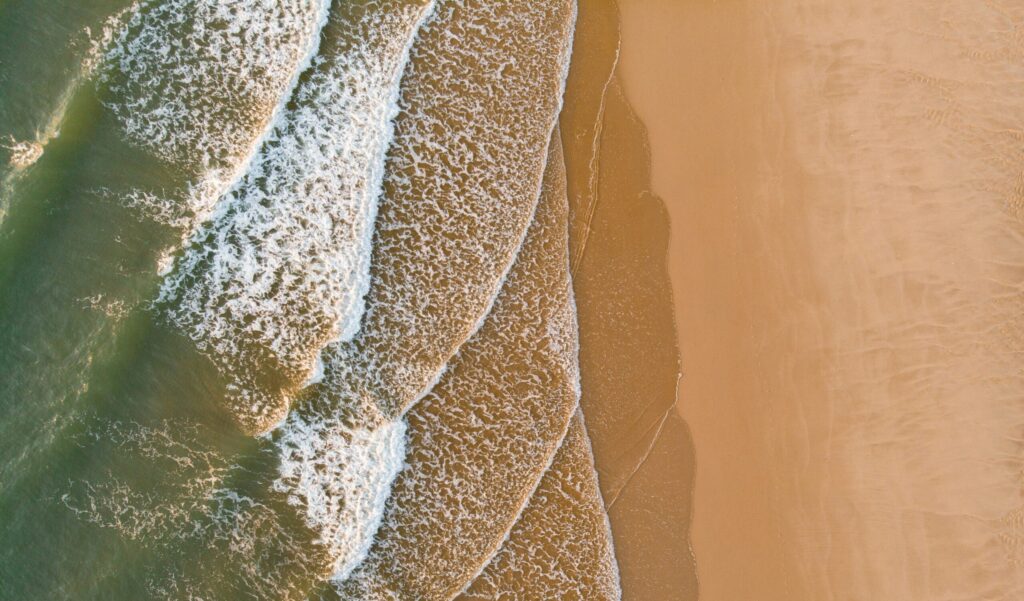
top-left (0, 1), bottom-right (610, 599)
top-left (0, 1), bottom-right (358, 597)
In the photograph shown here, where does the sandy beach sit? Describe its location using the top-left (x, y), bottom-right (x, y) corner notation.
top-left (7, 0), bottom-right (1024, 597)
top-left (558, 0), bottom-right (699, 598)
top-left (615, 0), bottom-right (1024, 599)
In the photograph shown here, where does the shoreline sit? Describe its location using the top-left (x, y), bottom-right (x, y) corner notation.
top-left (559, 0), bottom-right (698, 599)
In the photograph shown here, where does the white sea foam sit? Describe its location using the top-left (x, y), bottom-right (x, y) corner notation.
top-left (305, 356), bottom-right (326, 387)
top-left (318, 0), bottom-right (579, 432)
top-left (273, 413), bottom-right (406, 583)
top-left (77, 293), bottom-right (130, 320)
top-left (113, 187), bottom-right (194, 232)
top-left (336, 131), bottom-right (582, 600)
top-left (93, 0), bottom-right (332, 287)
top-left (83, 2), bottom-right (142, 81)
top-left (101, 0), bottom-right (330, 173)
top-left (61, 415), bottom-right (406, 596)
top-left (87, 184), bottom-right (217, 275)
top-left (460, 413), bottom-right (622, 601)
top-left (159, 1), bottom-right (435, 435)
top-left (1, 136), bottom-right (44, 170)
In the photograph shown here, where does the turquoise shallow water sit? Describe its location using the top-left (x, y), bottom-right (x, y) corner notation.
top-left (0, 1), bottom-right (615, 599)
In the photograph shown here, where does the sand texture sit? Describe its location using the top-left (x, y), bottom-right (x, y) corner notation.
top-left (619, 0), bottom-right (1024, 599)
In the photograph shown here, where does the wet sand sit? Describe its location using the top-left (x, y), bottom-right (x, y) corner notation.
top-left (559, 0), bottom-right (698, 599)
top-left (617, 0), bottom-right (1024, 599)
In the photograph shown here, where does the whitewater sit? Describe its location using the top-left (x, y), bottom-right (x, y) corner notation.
top-left (0, 1), bottom-right (624, 599)
top-left (159, 0), bottom-right (436, 434)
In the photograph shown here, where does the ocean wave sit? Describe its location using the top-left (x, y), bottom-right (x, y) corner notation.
top-left (273, 413), bottom-right (406, 583)
top-left (4, 0), bottom-right (629, 597)
top-left (315, 0), bottom-right (578, 430)
top-left (458, 413), bottom-right (622, 601)
top-left (158, 1), bottom-right (436, 435)
top-left (335, 131), bottom-right (581, 600)
top-left (100, 0), bottom-right (330, 174)
top-left (94, 0), bottom-right (331, 277)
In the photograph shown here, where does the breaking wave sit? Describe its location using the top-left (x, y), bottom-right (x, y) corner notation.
top-left (158, 1), bottom-right (435, 434)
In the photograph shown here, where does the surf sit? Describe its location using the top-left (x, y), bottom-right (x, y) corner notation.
top-left (334, 129), bottom-right (583, 600)
top-left (311, 0), bottom-right (577, 439)
top-left (158, 0), bottom-right (436, 435)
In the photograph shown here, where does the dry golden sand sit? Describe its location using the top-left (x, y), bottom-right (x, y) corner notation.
top-left (617, 0), bottom-right (1024, 599)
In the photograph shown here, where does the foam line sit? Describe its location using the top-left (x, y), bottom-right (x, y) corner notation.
top-left (317, 0), bottom-right (580, 435)
top-left (100, 0), bottom-right (332, 258)
top-left (158, 1), bottom-right (436, 435)
top-left (335, 125), bottom-right (582, 601)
